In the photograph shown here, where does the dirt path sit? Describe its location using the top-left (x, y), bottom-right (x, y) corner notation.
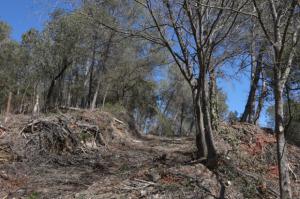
top-left (1, 135), bottom-right (227, 199)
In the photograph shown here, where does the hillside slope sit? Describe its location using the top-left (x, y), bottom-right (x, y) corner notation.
top-left (0, 110), bottom-right (299, 198)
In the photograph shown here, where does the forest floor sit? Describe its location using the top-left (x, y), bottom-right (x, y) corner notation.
top-left (0, 110), bottom-right (299, 199)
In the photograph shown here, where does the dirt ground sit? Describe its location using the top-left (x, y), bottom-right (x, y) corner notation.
top-left (0, 134), bottom-right (225, 198)
top-left (0, 111), bottom-right (299, 199)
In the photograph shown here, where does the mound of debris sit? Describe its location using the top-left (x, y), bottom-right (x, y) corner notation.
top-left (21, 118), bottom-right (80, 154)
top-left (215, 123), bottom-right (300, 199)
top-left (1, 110), bottom-right (140, 165)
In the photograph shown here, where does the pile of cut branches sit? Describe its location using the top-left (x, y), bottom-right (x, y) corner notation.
top-left (75, 121), bottom-right (106, 147)
top-left (20, 118), bottom-right (79, 154)
top-left (19, 114), bottom-right (109, 156)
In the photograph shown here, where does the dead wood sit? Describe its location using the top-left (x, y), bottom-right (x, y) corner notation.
top-left (235, 166), bottom-right (280, 197)
top-left (75, 122), bottom-right (106, 146)
top-left (113, 117), bottom-right (125, 125)
top-left (20, 118), bottom-right (79, 154)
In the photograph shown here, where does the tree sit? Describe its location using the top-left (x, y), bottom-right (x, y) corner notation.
top-left (154, 66), bottom-right (195, 136)
top-left (267, 100), bottom-right (300, 146)
top-left (240, 40), bottom-right (267, 123)
top-left (14, 1), bottom-right (165, 130)
top-left (134, 0), bottom-right (246, 161)
top-left (0, 21), bottom-right (11, 43)
top-left (251, 0), bottom-right (300, 198)
top-left (227, 111), bottom-right (239, 124)
top-left (44, 9), bottom-right (85, 109)
top-left (0, 22), bottom-right (25, 113)
top-left (154, 65), bottom-right (228, 137)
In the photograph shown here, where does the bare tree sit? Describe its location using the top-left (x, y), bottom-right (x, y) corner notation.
top-left (134, 0), bottom-right (247, 161)
top-left (251, 0), bottom-right (300, 198)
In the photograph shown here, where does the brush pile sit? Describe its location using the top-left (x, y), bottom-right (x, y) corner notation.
top-left (21, 118), bottom-right (80, 154)
top-left (0, 110), bottom-right (136, 166)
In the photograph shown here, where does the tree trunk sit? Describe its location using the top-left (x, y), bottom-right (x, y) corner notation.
top-left (254, 79), bottom-right (267, 124)
top-left (32, 94), bottom-right (40, 118)
top-left (193, 89), bottom-right (208, 159)
top-left (90, 32), bottom-right (114, 111)
top-left (45, 58), bottom-right (71, 110)
top-left (4, 92), bottom-right (12, 124)
top-left (178, 103), bottom-right (185, 136)
top-left (274, 80), bottom-right (292, 199)
top-left (241, 50), bottom-right (263, 123)
top-left (209, 68), bottom-right (219, 130)
top-left (86, 36), bottom-right (97, 107)
top-left (284, 85), bottom-right (293, 133)
top-left (200, 68), bottom-right (217, 160)
top-left (67, 89), bottom-right (72, 107)
top-left (188, 120), bottom-right (194, 136)
top-left (101, 86), bottom-right (109, 111)
top-left (57, 73), bottom-right (65, 108)
top-left (19, 83), bottom-right (30, 113)
top-left (90, 78), bottom-right (101, 111)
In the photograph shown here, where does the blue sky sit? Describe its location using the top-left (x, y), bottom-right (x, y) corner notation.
top-left (218, 65), bottom-right (269, 126)
top-left (0, 1), bottom-right (48, 40)
top-left (0, 1), bottom-right (269, 126)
